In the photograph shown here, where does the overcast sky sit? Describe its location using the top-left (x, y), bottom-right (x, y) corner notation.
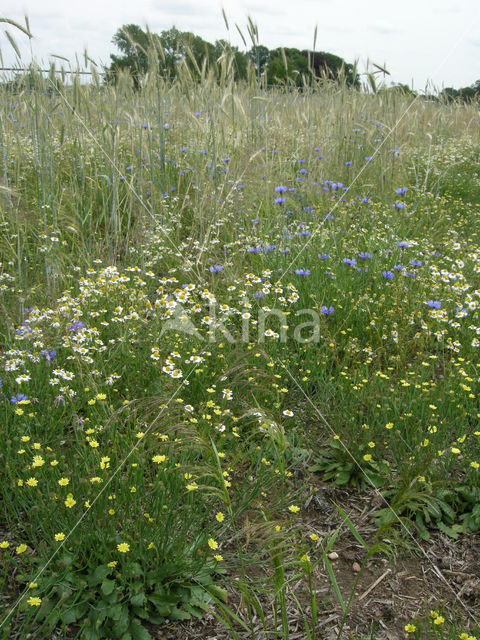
top-left (1, 0), bottom-right (480, 90)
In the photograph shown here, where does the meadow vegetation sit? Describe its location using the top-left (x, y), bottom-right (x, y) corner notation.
top-left (0, 48), bottom-right (480, 639)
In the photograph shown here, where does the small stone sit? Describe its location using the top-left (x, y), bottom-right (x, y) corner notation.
top-left (352, 562), bottom-right (361, 572)
top-left (328, 551), bottom-right (339, 560)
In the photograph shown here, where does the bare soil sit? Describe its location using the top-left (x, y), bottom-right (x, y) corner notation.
top-left (152, 483), bottom-right (480, 640)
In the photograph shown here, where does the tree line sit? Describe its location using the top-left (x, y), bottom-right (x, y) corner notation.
top-left (105, 24), bottom-right (359, 88)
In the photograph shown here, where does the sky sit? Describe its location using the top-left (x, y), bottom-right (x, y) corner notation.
top-left (1, 0), bottom-right (480, 90)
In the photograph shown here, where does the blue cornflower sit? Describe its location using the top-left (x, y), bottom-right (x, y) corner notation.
top-left (394, 202), bottom-right (405, 210)
top-left (320, 305), bottom-right (335, 315)
top-left (40, 349), bottom-right (56, 362)
top-left (67, 321), bottom-right (85, 332)
top-left (345, 161), bottom-right (352, 166)
top-left (318, 253), bottom-right (330, 259)
top-left (254, 291), bottom-right (265, 299)
top-left (382, 270), bottom-right (394, 280)
top-left (343, 257), bottom-right (357, 267)
top-left (298, 230), bottom-right (311, 237)
top-left (395, 187), bottom-right (408, 194)
top-left (295, 269), bottom-right (310, 277)
top-left (274, 185), bottom-right (287, 193)
top-left (209, 264), bottom-right (223, 273)
top-left (361, 196), bottom-right (370, 203)
top-left (358, 252), bottom-right (372, 260)
top-left (275, 197), bottom-right (286, 204)
top-left (397, 240), bottom-right (409, 249)
top-left (141, 123), bottom-right (148, 129)
top-left (365, 156), bottom-right (373, 162)
top-left (427, 300), bottom-right (442, 309)
top-left (393, 264), bottom-right (404, 271)
top-left (11, 393), bottom-right (28, 404)
top-left (409, 258), bottom-right (422, 267)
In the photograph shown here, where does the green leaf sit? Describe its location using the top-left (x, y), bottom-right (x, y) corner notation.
top-left (334, 503), bottom-right (368, 550)
top-left (436, 520), bottom-right (459, 539)
top-left (133, 607), bottom-right (150, 620)
top-left (101, 579), bottom-right (116, 595)
top-left (130, 593), bottom-right (146, 607)
top-left (363, 472), bottom-right (384, 488)
top-left (61, 606), bottom-right (84, 624)
top-left (169, 607), bottom-right (191, 621)
top-left (107, 603), bottom-right (123, 621)
top-left (415, 512), bottom-right (430, 540)
top-left (439, 501), bottom-right (456, 522)
top-left (88, 565), bottom-right (110, 586)
top-left (308, 464), bottom-right (324, 473)
top-left (113, 605), bottom-right (130, 636)
top-left (324, 557), bottom-right (345, 613)
top-left (335, 470), bottom-right (352, 485)
top-left (60, 551), bottom-right (75, 567)
top-left (129, 618), bottom-right (152, 640)
top-left (183, 603), bottom-right (206, 618)
top-left (148, 594), bottom-right (171, 617)
top-left (204, 584), bottom-right (228, 602)
top-left (124, 562), bottom-right (143, 579)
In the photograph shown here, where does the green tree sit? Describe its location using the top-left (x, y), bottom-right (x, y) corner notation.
top-left (301, 50), bottom-right (359, 86)
top-left (266, 48), bottom-right (358, 87)
top-left (248, 45), bottom-right (270, 75)
top-left (106, 24), bottom-right (222, 84)
top-left (266, 48), bottom-right (308, 86)
top-left (213, 40), bottom-right (248, 81)
top-left (106, 24), bottom-right (150, 86)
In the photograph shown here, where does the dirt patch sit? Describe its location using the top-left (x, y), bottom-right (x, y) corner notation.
top-left (152, 484), bottom-right (480, 639)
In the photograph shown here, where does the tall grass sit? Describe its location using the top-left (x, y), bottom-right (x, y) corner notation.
top-left (1, 50), bottom-right (480, 639)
